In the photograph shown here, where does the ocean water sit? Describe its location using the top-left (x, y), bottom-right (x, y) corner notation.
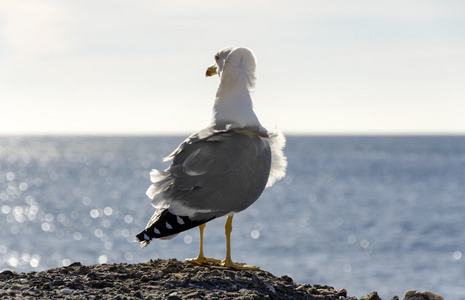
top-left (0, 135), bottom-right (464, 299)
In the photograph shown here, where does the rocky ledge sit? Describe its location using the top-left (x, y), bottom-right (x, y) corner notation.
top-left (0, 258), bottom-right (442, 300)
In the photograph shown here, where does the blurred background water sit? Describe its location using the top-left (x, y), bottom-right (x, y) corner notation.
top-left (0, 135), bottom-right (464, 299)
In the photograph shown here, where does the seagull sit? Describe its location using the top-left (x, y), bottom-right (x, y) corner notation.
top-left (134, 47), bottom-right (287, 269)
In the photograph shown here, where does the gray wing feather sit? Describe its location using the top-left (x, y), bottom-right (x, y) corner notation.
top-left (148, 129), bottom-right (272, 221)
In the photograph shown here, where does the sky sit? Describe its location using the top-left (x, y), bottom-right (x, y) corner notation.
top-left (1, 0), bottom-right (464, 135)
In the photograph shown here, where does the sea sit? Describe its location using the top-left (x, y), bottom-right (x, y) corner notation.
top-left (1, 135), bottom-right (464, 299)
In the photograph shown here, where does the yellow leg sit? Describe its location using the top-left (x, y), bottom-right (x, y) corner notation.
top-left (221, 215), bottom-right (259, 270)
top-left (185, 223), bottom-right (220, 265)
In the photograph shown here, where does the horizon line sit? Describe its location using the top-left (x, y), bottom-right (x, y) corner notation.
top-left (1, 131), bottom-right (464, 137)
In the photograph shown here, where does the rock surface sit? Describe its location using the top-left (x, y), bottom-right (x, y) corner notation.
top-left (403, 290), bottom-right (444, 300)
top-left (0, 259), bottom-right (443, 299)
top-left (0, 259), bottom-right (352, 299)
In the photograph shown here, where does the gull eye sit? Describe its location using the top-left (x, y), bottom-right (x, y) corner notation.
top-left (214, 55), bottom-right (219, 61)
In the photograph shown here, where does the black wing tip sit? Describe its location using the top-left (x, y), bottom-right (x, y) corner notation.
top-left (135, 210), bottom-right (216, 245)
top-left (134, 233), bottom-right (151, 248)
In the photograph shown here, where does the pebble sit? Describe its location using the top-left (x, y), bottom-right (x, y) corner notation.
top-left (61, 288), bottom-right (73, 295)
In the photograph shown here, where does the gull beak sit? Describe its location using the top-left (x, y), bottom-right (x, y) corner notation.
top-left (205, 65), bottom-right (218, 77)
